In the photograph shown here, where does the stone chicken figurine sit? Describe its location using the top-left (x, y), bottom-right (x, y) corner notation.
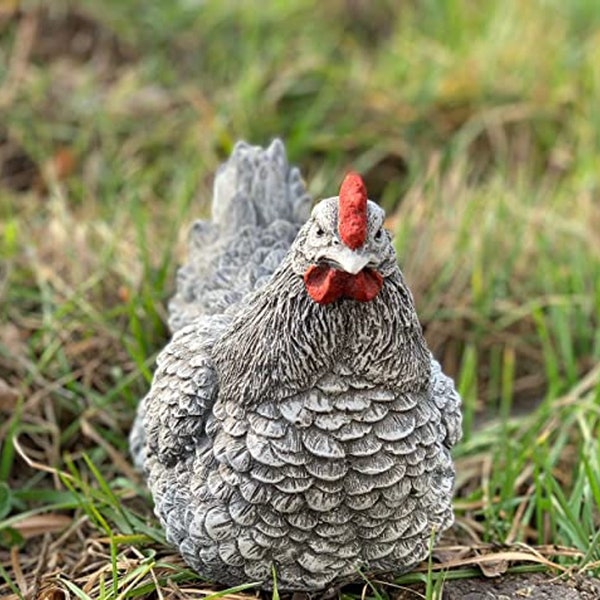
top-left (130, 139), bottom-right (462, 592)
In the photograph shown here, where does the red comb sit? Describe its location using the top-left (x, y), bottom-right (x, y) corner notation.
top-left (338, 172), bottom-right (368, 250)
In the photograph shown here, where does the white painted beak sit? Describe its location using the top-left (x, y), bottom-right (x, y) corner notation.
top-left (318, 246), bottom-right (371, 274)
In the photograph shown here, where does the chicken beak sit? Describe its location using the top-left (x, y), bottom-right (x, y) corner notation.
top-left (318, 246), bottom-right (371, 275)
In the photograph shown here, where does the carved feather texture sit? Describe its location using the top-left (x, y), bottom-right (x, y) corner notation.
top-left (129, 139), bottom-right (462, 592)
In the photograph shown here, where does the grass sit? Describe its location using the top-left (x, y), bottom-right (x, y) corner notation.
top-left (1, 0), bottom-right (599, 598)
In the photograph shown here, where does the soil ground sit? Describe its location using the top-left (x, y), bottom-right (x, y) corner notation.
top-left (406, 573), bottom-right (600, 600)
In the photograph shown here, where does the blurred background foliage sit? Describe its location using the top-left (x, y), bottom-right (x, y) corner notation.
top-left (2, 0), bottom-right (598, 422)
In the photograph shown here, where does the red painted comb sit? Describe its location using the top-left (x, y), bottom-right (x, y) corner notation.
top-left (338, 172), bottom-right (368, 250)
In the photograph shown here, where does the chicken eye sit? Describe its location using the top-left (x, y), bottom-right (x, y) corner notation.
top-left (316, 227), bottom-right (324, 237)
top-left (375, 228), bottom-right (383, 241)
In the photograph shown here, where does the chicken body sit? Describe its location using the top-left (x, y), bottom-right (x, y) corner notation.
top-left (130, 140), bottom-right (462, 592)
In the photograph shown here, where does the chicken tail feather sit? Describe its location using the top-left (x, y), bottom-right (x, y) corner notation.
top-left (168, 139), bottom-right (311, 332)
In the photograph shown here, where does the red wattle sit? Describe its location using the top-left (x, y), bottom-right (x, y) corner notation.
top-left (345, 269), bottom-right (384, 302)
top-left (304, 265), bottom-right (383, 305)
